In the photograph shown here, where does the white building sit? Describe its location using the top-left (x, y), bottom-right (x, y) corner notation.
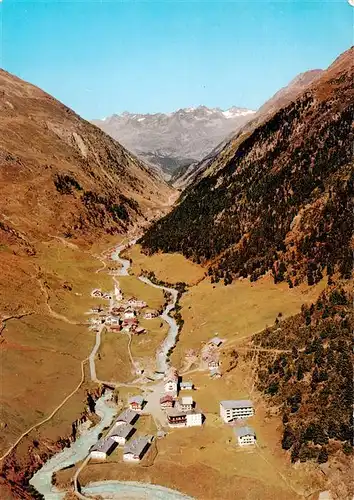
top-left (179, 396), bottom-right (194, 412)
top-left (164, 367), bottom-right (179, 394)
top-left (90, 437), bottom-right (117, 460)
top-left (127, 298), bottom-right (147, 309)
top-left (124, 308), bottom-right (136, 319)
top-left (235, 426), bottom-right (256, 446)
top-left (123, 436), bottom-right (151, 462)
top-left (186, 411), bottom-right (203, 427)
top-left (220, 400), bottom-right (254, 422)
top-left (180, 381), bottom-right (194, 391)
top-left (208, 337), bottom-right (223, 348)
top-left (128, 395), bottom-right (145, 412)
top-left (114, 408), bottom-right (139, 426)
top-left (105, 316), bottom-right (120, 326)
top-left (208, 360), bottom-right (219, 369)
top-left (108, 423), bottom-right (135, 446)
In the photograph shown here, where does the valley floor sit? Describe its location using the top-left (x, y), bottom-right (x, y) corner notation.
top-left (0, 237), bottom-right (334, 500)
top-left (54, 246), bottom-right (327, 500)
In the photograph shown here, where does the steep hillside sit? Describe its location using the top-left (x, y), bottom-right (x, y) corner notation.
top-left (140, 48), bottom-right (353, 286)
top-left (173, 69), bottom-right (323, 189)
top-left (0, 70), bottom-right (172, 248)
top-left (250, 284), bottom-right (353, 496)
top-left (92, 106), bottom-right (255, 176)
top-left (0, 71), bottom-right (173, 498)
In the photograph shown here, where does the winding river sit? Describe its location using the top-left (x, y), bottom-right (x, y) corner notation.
top-left (30, 241), bottom-right (192, 500)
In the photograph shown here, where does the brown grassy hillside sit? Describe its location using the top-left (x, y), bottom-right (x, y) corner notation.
top-left (0, 70), bottom-right (174, 498)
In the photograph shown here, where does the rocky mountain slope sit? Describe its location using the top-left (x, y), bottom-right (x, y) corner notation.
top-left (0, 70), bottom-right (173, 251)
top-left (173, 69), bottom-right (323, 189)
top-left (92, 106), bottom-right (255, 176)
top-left (140, 47), bottom-right (353, 287)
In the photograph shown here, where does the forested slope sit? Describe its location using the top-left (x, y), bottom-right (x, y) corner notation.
top-left (140, 48), bottom-right (353, 287)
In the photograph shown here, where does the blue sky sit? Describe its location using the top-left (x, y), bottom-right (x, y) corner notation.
top-left (1, 1), bottom-right (353, 119)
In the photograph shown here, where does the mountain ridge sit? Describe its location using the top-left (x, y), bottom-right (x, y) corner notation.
top-left (140, 47), bottom-right (353, 287)
top-left (92, 105), bottom-right (256, 176)
top-left (173, 68), bottom-right (324, 189)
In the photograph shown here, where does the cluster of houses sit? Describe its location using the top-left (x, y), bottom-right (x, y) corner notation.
top-left (220, 399), bottom-right (256, 447)
top-left (90, 396), bottom-right (153, 462)
top-left (201, 337), bottom-right (224, 378)
top-left (88, 284), bottom-right (159, 336)
top-left (91, 289), bottom-right (112, 300)
top-left (159, 367), bottom-right (203, 428)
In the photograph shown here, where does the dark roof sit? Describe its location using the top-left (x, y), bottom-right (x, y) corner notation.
top-left (167, 408), bottom-right (187, 418)
top-left (123, 436), bottom-right (151, 456)
top-left (234, 426), bottom-right (256, 438)
top-left (108, 423), bottom-right (134, 439)
top-left (115, 408), bottom-right (138, 424)
top-left (220, 400), bottom-right (253, 409)
top-left (91, 437), bottom-right (117, 454)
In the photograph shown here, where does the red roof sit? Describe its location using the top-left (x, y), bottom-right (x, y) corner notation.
top-left (123, 318), bottom-right (138, 325)
top-left (160, 395), bottom-right (174, 404)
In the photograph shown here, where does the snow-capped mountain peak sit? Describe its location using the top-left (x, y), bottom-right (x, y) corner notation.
top-left (92, 105), bottom-right (256, 176)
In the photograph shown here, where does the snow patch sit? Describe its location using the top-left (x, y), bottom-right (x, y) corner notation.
top-left (222, 109), bottom-right (256, 119)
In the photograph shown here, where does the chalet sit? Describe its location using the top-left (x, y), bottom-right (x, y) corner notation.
top-left (123, 436), bottom-right (151, 462)
top-left (144, 309), bottom-right (159, 319)
top-left (110, 307), bottom-right (122, 316)
top-left (122, 318), bottom-right (138, 331)
top-left (164, 367), bottom-right (179, 394)
top-left (108, 423), bottom-right (135, 446)
top-left (167, 409), bottom-right (187, 427)
top-left (180, 381), bottom-right (194, 391)
top-left (128, 395), bottom-right (145, 412)
top-left (105, 316), bottom-right (120, 326)
top-left (90, 437), bottom-right (117, 460)
top-left (208, 337), bottom-right (223, 348)
top-left (234, 426), bottom-right (256, 446)
top-left (127, 298), bottom-right (147, 309)
top-left (220, 400), bottom-right (254, 423)
top-left (91, 306), bottom-right (103, 313)
top-left (114, 409), bottom-right (139, 426)
top-left (160, 394), bottom-right (175, 409)
top-left (179, 396), bottom-right (194, 412)
top-left (124, 308), bottom-right (136, 319)
top-left (186, 410), bottom-right (203, 427)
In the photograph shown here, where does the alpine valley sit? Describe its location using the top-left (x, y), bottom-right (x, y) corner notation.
top-left (0, 47), bottom-right (353, 500)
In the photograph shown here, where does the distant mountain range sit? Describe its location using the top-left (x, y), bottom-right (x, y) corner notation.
top-left (172, 69), bottom-right (324, 189)
top-left (92, 106), bottom-right (255, 176)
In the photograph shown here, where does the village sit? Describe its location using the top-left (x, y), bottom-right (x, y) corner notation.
top-left (82, 265), bottom-right (258, 467)
top-left (87, 365), bottom-right (256, 463)
top-left (89, 286), bottom-right (160, 338)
